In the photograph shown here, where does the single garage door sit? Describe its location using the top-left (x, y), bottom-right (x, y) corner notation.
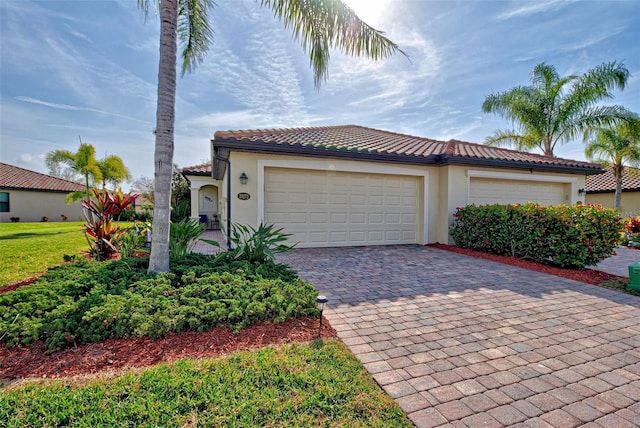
top-left (469, 178), bottom-right (567, 206)
top-left (264, 168), bottom-right (419, 247)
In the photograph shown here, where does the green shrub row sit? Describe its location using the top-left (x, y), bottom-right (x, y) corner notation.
top-left (0, 255), bottom-right (315, 352)
top-left (449, 202), bottom-right (623, 269)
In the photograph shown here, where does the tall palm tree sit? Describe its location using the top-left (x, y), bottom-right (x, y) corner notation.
top-left (46, 139), bottom-right (102, 202)
top-left (138, 0), bottom-right (405, 273)
top-left (97, 155), bottom-right (131, 190)
top-left (482, 62), bottom-right (630, 157)
top-left (586, 116), bottom-right (640, 211)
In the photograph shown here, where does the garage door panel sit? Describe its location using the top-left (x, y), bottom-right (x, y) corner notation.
top-left (265, 168), bottom-right (419, 247)
top-left (469, 178), bottom-right (566, 206)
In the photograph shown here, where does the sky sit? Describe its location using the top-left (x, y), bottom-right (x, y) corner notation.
top-left (1, 0), bottom-right (639, 187)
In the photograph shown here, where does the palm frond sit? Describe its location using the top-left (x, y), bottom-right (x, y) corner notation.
top-left (565, 105), bottom-right (633, 142)
top-left (261, 0), bottom-right (406, 89)
top-left (484, 130), bottom-right (540, 152)
top-left (560, 61), bottom-right (630, 123)
top-left (178, 0), bottom-right (215, 75)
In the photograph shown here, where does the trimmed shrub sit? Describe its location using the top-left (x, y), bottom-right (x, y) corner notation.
top-left (0, 255), bottom-right (315, 352)
top-left (449, 202), bottom-right (623, 269)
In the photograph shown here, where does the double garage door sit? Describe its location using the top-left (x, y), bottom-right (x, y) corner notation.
top-left (469, 178), bottom-right (568, 206)
top-left (264, 168), bottom-right (419, 248)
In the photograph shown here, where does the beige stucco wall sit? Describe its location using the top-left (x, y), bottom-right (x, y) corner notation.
top-left (586, 192), bottom-right (640, 216)
top-left (193, 150), bottom-right (590, 245)
top-left (0, 190), bottom-right (84, 223)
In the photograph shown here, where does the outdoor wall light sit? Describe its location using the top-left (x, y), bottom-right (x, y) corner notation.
top-left (578, 188), bottom-right (586, 195)
top-left (239, 172), bottom-right (248, 185)
top-left (316, 295), bottom-right (328, 338)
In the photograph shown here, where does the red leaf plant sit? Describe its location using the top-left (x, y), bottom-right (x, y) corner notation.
top-left (82, 189), bottom-right (138, 261)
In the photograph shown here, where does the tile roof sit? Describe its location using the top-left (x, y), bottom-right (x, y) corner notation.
top-left (182, 163), bottom-right (213, 175)
top-left (212, 125), bottom-right (601, 171)
top-left (585, 166), bottom-right (640, 193)
top-left (0, 162), bottom-right (85, 192)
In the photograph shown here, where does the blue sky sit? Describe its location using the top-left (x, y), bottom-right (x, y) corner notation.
top-left (1, 0), bottom-right (638, 185)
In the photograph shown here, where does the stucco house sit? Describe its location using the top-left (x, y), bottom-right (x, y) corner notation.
top-left (585, 166), bottom-right (640, 216)
top-left (0, 162), bottom-right (85, 223)
top-left (183, 125), bottom-right (602, 247)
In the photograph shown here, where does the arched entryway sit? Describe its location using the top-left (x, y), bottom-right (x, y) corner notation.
top-left (198, 185), bottom-right (219, 229)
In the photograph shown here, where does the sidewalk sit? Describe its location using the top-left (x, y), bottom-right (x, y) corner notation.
top-left (593, 246), bottom-right (639, 277)
top-left (191, 230), bottom-right (226, 255)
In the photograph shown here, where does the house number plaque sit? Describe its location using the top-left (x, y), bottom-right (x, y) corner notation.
top-left (237, 192), bottom-right (251, 200)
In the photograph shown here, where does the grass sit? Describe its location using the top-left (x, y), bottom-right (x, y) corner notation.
top-left (0, 339), bottom-right (412, 427)
top-left (0, 222), bottom-right (88, 285)
top-left (598, 277), bottom-right (640, 296)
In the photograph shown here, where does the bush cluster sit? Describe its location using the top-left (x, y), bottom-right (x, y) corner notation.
top-left (449, 202), bottom-right (623, 269)
top-left (0, 255), bottom-right (316, 352)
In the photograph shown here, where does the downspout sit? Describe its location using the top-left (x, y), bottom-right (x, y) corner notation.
top-left (217, 156), bottom-right (233, 251)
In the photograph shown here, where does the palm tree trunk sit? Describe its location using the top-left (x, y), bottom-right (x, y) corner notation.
top-left (148, 0), bottom-right (178, 273)
top-left (84, 173), bottom-right (90, 202)
top-left (614, 165), bottom-right (623, 212)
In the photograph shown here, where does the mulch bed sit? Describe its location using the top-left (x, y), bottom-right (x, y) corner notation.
top-left (427, 243), bottom-right (625, 285)
top-left (0, 316), bottom-right (336, 383)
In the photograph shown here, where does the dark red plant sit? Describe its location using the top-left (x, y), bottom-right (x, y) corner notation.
top-left (82, 189), bottom-right (138, 261)
top-left (625, 217), bottom-right (640, 235)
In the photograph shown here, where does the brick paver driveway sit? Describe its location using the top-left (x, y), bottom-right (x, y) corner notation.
top-left (277, 245), bottom-right (640, 428)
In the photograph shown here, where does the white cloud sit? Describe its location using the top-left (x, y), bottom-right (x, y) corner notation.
top-left (496, 0), bottom-right (576, 21)
top-left (15, 96), bottom-right (152, 124)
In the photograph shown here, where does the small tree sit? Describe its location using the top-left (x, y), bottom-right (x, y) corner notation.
top-left (586, 115), bottom-right (640, 211)
top-left (97, 155), bottom-right (131, 189)
top-left (46, 138), bottom-right (102, 202)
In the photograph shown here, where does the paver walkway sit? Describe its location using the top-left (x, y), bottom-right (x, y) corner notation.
top-left (593, 246), bottom-right (639, 278)
top-left (277, 245), bottom-right (640, 428)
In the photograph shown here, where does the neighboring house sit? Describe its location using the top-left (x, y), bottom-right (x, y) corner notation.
top-left (585, 166), bottom-right (640, 216)
top-left (0, 162), bottom-right (85, 223)
top-left (184, 125), bottom-right (602, 247)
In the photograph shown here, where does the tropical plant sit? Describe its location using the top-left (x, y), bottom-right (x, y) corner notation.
top-left (482, 61), bottom-right (631, 157)
top-left (97, 155), bottom-right (131, 189)
top-left (169, 218), bottom-right (204, 258)
top-left (46, 138), bottom-right (102, 202)
top-left (137, 0), bottom-right (405, 273)
top-left (82, 188), bottom-right (138, 261)
top-left (114, 223), bottom-right (147, 258)
top-left (202, 222), bottom-right (295, 263)
top-left (585, 116), bottom-right (640, 211)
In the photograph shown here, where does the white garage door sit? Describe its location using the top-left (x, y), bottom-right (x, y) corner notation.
top-left (469, 178), bottom-right (567, 206)
top-left (264, 168), bottom-right (419, 247)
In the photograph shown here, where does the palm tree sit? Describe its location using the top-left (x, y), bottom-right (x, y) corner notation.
top-left (138, 0), bottom-right (405, 273)
top-left (482, 62), bottom-right (631, 157)
top-left (586, 115), bottom-right (640, 211)
top-left (46, 138), bottom-right (102, 202)
top-left (97, 155), bottom-right (131, 190)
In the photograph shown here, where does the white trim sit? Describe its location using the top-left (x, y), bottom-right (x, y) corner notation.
top-left (257, 159), bottom-right (429, 245)
top-left (466, 169), bottom-right (578, 183)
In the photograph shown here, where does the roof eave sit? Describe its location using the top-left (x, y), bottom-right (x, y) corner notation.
top-left (0, 186), bottom-right (81, 193)
top-left (212, 138), bottom-right (441, 166)
top-left (438, 156), bottom-right (605, 175)
top-left (212, 139), bottom-right (604, 174)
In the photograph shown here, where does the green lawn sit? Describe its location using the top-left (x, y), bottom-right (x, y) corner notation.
top-left (1, 339), bottom-right (412, 427)
top-left (0, 222), bottom-right (89, 285)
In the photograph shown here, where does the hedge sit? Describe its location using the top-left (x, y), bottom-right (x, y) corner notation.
top-left (0, 255), bottom-right (316, 352)
top-left (449, 202), bottom-right (623, 269)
